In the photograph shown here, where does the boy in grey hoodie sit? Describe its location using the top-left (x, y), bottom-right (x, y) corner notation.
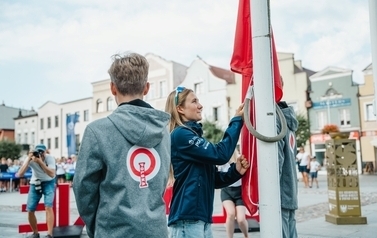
top-left (276, 101), bottom-right (299, 238)
top-left (73, 53), bottom-right (171, 238)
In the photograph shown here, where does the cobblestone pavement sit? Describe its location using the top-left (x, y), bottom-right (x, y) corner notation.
top-left (296, 191), bottom-right (377, 223)
top-left (0, 174), bottom-right (375, 237)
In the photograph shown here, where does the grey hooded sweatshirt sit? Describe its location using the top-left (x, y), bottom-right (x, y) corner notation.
top-left (73, 99), bottom-right (171, 238)
top-left (276, 102), bottom-right (299, 210)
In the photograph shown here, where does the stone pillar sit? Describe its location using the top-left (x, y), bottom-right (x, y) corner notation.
top-left (325, 138), bottom-right (367, 224)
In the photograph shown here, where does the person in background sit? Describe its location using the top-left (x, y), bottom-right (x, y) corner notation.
top-left (70, 154), bottom-right (76, 186)
top-left (296, 146), bottom-right (310, 188)
top-left (308, 156), bottom-right (321, 188)
top-left (73, 52), bottom-right (171, 238)
top-left (56, 157), bottom-right (66, 184)
top-left (218, 151), bottom-right (249, 238)
top-left (64, 158), bottom-right (74, 186)
top-left (276, 76), bottom-right (299, 238)
top-left (165, 86), bottom-right (250, 238)
top-left (17, 144), bottom-right (56, 238)
top-left (71, 154), bottom-right (77, 170)
top-left (0, 157), bottom-right (9, 192)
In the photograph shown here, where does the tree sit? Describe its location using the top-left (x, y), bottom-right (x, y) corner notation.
top-left (295, 114), bottom-right (310, 148)
top-left (0, 141), bottom-right (22, 160)
top-left (202, 120), bottom-right (224, 143)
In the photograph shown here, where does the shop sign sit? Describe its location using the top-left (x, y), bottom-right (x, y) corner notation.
top-left (312, 98), bottom-right (351, 109)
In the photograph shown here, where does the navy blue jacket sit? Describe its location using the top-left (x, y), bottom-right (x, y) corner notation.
top-left (168, 116), bottom-right (243, 226)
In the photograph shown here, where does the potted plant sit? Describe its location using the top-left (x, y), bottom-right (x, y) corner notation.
top-left (321, 124), bottom-right (349, 139)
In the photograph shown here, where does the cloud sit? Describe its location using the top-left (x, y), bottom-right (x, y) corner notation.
top-left (0, 0), bottom-right (372, 108)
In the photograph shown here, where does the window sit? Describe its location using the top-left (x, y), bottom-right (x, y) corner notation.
top-left (339, 109), bottom-right (350, 126)
top-left (366, 103), bottom-right (376, 121)
top-left (159, 81), bottom-right (167, 97)
top-left (194, 82), bottom-right (203, 95)
top-left (213, 107), bottom-right (219, 121)
top-left (75, 111), bottom-right (80, 122)
top-left (40, 118), bottom-right (44, 130)
top-left (47, 117), bottom-right (51, 129)
top-left (96, 99), bottom-right (104, 113)
top-left (84, 110), bottom-right (89, 121)
top-left (55, 137), bottom-right (59, 149)
top-left (24, 133), bottom-right (28, 144)
top-left (107, 97), bottom-right (114, 111)
top-left (17, 133), bottom-right (21, 144)
top-left (40, 139), bottom-right (44, 145)
top-left (47, 138), bottom-right (51, 149)
top-left (31, 132), bottom-right (35, 144)
top-left (147, 83), bottom-right (155, 100)
top-left (316, 111), bottom-right (328, 130)
top-left (55, 115), bottom-right (59, 127)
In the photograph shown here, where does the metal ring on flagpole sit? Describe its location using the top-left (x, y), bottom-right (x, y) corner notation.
top-left (244, 86), bottom-right (288, 142)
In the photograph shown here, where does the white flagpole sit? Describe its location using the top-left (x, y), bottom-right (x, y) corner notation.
top-left (369, 0), bottom-right (377, 116)
top-left (251, 0), bottom-right (282, 237)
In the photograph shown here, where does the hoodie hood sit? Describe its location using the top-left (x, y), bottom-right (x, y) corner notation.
top-left (278, 102), bottom-right (298, 132)
top-left (108, 102), bottom-right (170, 148)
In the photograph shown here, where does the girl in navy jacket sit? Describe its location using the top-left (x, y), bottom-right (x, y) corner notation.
top-left (165, 87), bottom-right (250, 238)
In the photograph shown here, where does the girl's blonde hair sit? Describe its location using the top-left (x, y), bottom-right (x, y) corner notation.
top-left (165, 87), bottom-right (194, 132)
top-left (165, 87), bottom-right (194, 186)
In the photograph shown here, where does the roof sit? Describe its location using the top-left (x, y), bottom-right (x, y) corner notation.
top-left (362, 63), bottom-right (372, 72)
top-left (209, 65), bottom-right (235, 84)
top-left (0, 105), bottom-right (35, 130)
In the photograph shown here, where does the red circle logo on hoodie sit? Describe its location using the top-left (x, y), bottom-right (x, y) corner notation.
top-left (127, 145), bottom-right (161, 188)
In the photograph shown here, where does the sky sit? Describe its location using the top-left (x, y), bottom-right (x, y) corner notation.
top-left (0, 0), bottom-right (373, 110)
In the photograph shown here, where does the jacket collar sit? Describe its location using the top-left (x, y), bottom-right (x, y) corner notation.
top-left (183, 121), bottom-right (203, 137)
top-left (118, 99), bottom-right (153, 108)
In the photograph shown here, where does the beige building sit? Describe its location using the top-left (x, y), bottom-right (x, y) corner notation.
top-left (278, 52), bottom-right (315, 152)
top-left (358, 63), bottom-right (376, 170)
top-left (278, 52), bottom-right (315, 116)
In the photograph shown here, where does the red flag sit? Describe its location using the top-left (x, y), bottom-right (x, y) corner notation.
top-left (230, 0), bottom-right (282, 218)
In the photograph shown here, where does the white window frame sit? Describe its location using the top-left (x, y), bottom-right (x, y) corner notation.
top-left (107, 97), bottom-right (114, 111)
top-left (316, 111), bottom-right (328, 130)
top-left (17, 133), bottom-right (21, 144)
top-left (194, 82), bottom-right (203, 95)
top-left (84, 110), bottom-right (89, 121)
top-left (159, 80), bottom-right (167, 98)
top-left (96, 99), bottom-right (104, 113)
top-left (213, 107), bottom-right (219, 122)
top-left (365, 102), bottom-right (376, 121)
top-left (31, 131), bottom-right (35, 144)
top-left (339, 108), bottom-right (351, 127)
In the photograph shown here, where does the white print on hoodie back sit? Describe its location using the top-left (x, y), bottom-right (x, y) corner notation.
top-left (126, 145), bottom-right (161, 188)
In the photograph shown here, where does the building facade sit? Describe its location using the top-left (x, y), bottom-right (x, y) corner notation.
top-left (308, 67), bottom-right (361, 172)
top-left (358, 63), bottom-right (376, 171)
top-left (0, 103), bottom-right (35, 142)
top-left (278, 52), bottom-right (315, 152)
top-left (91, 53), bottom-right (188, 121)
top-left (14, 113), bottom-right (38, 152)
top-left (180, 58), bottom-right (236, 128)
top-left (35, 98), bottom-right (92, 158)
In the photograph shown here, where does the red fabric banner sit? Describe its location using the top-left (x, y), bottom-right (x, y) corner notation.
top-left (230, 0), bottom-right (282, 218)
